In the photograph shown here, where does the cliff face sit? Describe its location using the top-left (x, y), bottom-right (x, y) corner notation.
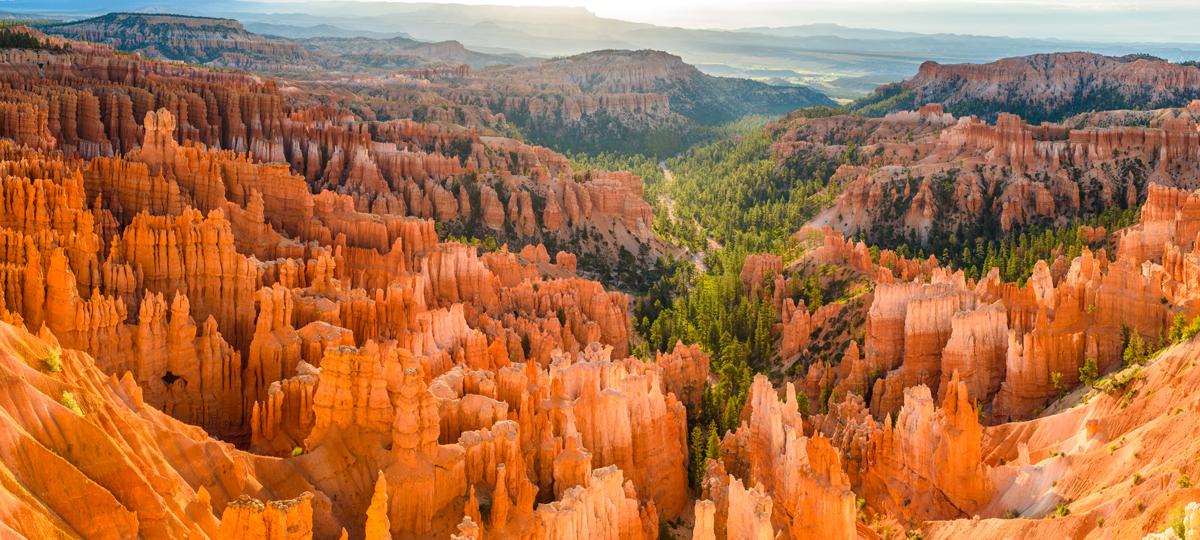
top-left (902, 52), bottom-right (1200, 123)
top-left (46, 13), bottom-right (331, 71)
top-left (816, 216), bottom-right (1170, 426)
top-left (41, 19), bottom-right (831, 157)
top-left (483, 49), bottom-right (833, 124)
top-left (792, 101), bottom-right (1200, 242)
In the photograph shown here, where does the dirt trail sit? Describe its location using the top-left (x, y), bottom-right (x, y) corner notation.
top-left (659, 161), bottom-right (710, 273)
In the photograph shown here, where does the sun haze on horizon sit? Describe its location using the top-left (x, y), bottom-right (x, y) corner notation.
top-left (343, 0), bottom-right (1200, 42)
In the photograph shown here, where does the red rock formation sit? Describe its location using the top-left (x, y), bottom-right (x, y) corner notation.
top-left (552, 344), bottom-right (690, 518)
top-left (866, 281), bottom-right (979, 416)
top-left (1119, 182), bottom-right (1200, 264)
top-left (904, 53), bottom-right (1200, 121)
top-left (555, 251), bottom-right (577, 273)
top-left (533, 466), bottom-right (657, 540)
top-left (365, 474), bottom-right (391, 540)
top-left (216, 493), bottom-right (315, 540)
top-left (552, 434), bottom-right (593, 499)
top-left (306, 345), bottom-right (393, 448)
top-left (385, 366), bottom-right (443, 535)
top-left (518, 243), bottom-right (551, 264)
top-left (720, 375), bottom-right (856, 540)
top-left (654, 341), bottom-right (711, 412)
top-left (480, 186), bottom-right (505, 230)
top-left (794, 94), bottom-right (1200, 240)
top-left (740, 254), bottom-right (782, 296)
top-left (111, 208), bottom-right (261, 352)
top-left (726, 476), bottom-right (777, 540)
top-left (247, 284), bottom-right (303, 408)
top-left (780, 299), bottom-right (815, 360)
top-left (700, 460), bottom-right (779, 540)
top-left (251, 362), bottom-right (319, 456)
top-left (692, 499), bottom-right (717, 540)
top-left (864, 373), bottom-right (992, 522)
top-left (938, 302), bottom-right (1008, 405)
top-left (812, 392), bottom-right (875, 492)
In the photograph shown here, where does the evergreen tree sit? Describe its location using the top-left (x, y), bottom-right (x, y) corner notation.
top-left (723, 392), bottom-right (745, 433)
top-left (1123, 332), bottom-right (1147, 367)
top-left (1170, 314), bottom-right (1188, 343)
top-left (705, 422), bottom-right (721, 467)
top-left (805, 277), bottom-right (824, 313)
top-left (1079, 358), bottom-right (1099, 387)
top-left (689, 426), bottom-right (705, 488)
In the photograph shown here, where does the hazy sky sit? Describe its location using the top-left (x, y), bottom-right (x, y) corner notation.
top-left (383, 0), bottom-right (1200, 41)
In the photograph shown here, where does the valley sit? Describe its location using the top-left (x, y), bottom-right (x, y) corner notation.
top-left (0, 11), bottom-right (1197, 540)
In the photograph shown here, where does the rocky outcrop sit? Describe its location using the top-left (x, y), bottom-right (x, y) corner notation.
top-left (938, 302), bottom-right (1008, 405)
top-left (780, 299), bottom-right (815, 360)
top-left (740, 254), bottom-right (782, 295)
top-left (653, 341), bottom-right (711, 412)
top-left (720, 375), bottom-right (856, 540)
top-left (251, 362), bottom-right (319, 456)
top-left (812, 393), bottom-right (875, 492)
top-left (365, 474), bottom-right (391, 540)
top-left (903, 52), bottom-right (1200, 122)
top-left (306, 345), bottom-right (394, 448)
top-left (47, 13), bottom-right (326, 71)
top-left (550, 344), bottom-right (690, 518)
top-left (555, 251), bottom-right (577, 273)
top-left (867, 281), bottom-right (980, 416)
top-left (799, 99), bottom-right (1200, 244)
top-left (385, 366), bottom-right (443, 534)
top-left (1119, 182), bottom-right (1200, 264)
top-left (217, 493), bottom-right (315, 540)
top-left (532, 466), bottom-right (657, 540)
top-left (700, 461), bottom-right (778, 540)
top-left (864, 373), bottom-right (992, 522)
top-left (247, 285), bottom-right (303, 408)
top-left (692, 499), bottom-right (717, 540)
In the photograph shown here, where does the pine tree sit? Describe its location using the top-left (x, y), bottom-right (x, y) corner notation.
top-left (689, 426), bottom-right (705, 489)
top-left (1079, 358), bottom-right (1099, 387)
top-left (1123, 332), bottom-right (1147, 367)
top-left (723, 392), bottom-right (745, 433)
top-left (700, 385), bottom-right (715, 425)
top-left (805, 277), bottom-right (824, 313)
top-left (1170, 314), bottom-right (1188, 342)
top-left (754, 295), bottom-right (774, 363)
top-left (705, 422), bottom-right (721, 465)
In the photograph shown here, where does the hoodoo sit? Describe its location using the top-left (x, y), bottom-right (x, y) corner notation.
top-left (1, 14), bottom-right (1199, 540)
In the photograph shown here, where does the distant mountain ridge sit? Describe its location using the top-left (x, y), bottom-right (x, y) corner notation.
top-left (42, 12), bottom-right (531, 72)
top-left (501, 49), bottom-right (835, 124)
top-left (36, 13), bottom-right (832, 157)
top-left (295, 36), bottom-right (534, 70)
top-left (244, 22), bottom-right (412, 40)
top-left (23, 2), bottom-right (1200, 100)
top-left (45, 12), bottom-right (325, 68)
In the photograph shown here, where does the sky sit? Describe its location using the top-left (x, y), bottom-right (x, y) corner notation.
top-left (368, 0), bottom-right (1200, 42)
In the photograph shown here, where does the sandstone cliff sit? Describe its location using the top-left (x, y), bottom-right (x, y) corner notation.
top-left (902, 53), bottom-right (1200, 123)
